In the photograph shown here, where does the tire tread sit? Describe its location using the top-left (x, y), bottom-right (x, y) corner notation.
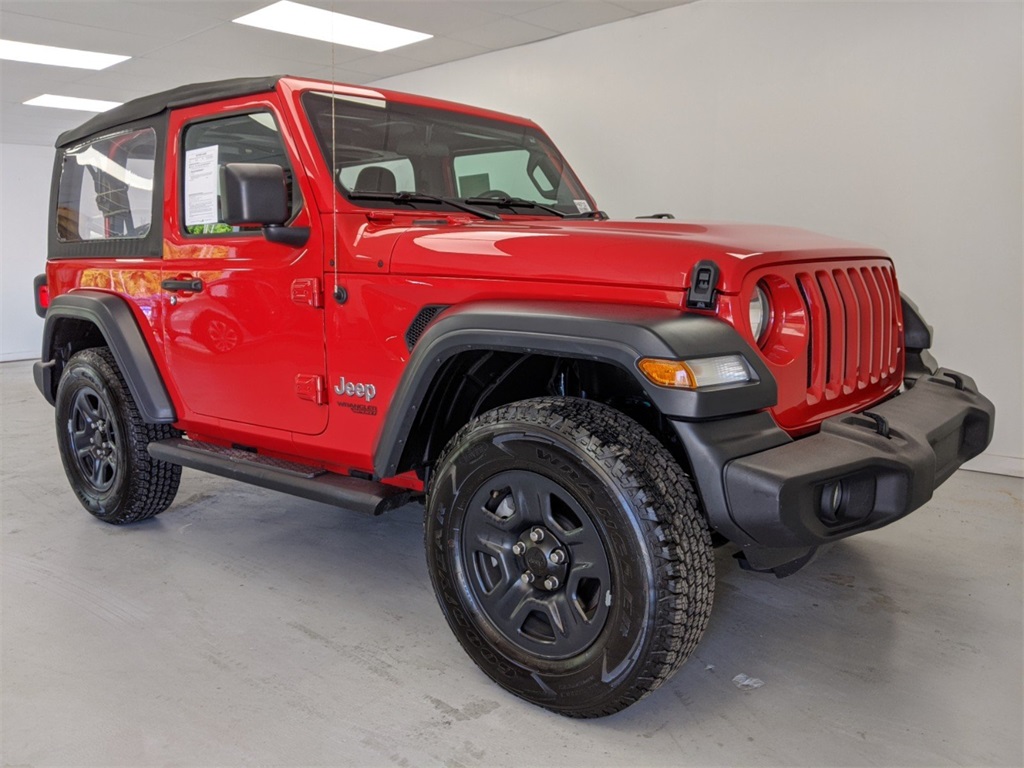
top-left (428, 396), bottom-right (714, 718)
top-left (56, 347), bottom-right (181, 524)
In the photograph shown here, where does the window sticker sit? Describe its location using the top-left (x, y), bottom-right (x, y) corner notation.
top-left (184, 145), bottom-right (219, 226)
top-left (573, 199), bottom-right (592, 213)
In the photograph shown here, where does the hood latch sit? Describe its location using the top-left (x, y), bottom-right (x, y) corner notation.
top-left (686, 260), bottom-right (720, 310)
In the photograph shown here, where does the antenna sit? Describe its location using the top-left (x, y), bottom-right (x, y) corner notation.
top-left (330, 1), bottom-right (339, 296)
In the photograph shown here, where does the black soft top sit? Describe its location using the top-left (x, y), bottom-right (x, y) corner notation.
top-left (56, 75), bottom-right (284, 148)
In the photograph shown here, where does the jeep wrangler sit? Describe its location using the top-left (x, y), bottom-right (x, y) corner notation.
top-left (33, 76), bottom-right (994, 717)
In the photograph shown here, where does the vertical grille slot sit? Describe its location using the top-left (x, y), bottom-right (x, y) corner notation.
top-left (797, 273), bottom-right (826, 403)
top-left (797, 263), bottom-right (900, 407)
top-left (833, 269), bottom-right (861, 391)
top-left (861, 267), bottom-right (885, 382)
top-left (847, 269), bottom-right (874, 388)
top-left (815, 270), bottom-right (845, 399)
top-left (873, 265), bottom-right (898, 376)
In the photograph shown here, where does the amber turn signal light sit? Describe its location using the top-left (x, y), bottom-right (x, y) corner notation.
top-left (637, 358), bottom-right (697, 389)
top-left (638, 355), bottom-right (754, 389)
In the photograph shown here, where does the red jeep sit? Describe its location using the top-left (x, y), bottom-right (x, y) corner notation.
top-left (33, 76), bottom-right (994, 717)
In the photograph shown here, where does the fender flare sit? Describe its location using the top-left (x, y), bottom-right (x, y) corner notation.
top-left (900, 293), bottom-right (938, 384)
top-left (373, 300), bottom-right (776, 477)
top-left (34, 291), bottom-right (176, 423)
top-left (900, 293), bottom-right (932, 350)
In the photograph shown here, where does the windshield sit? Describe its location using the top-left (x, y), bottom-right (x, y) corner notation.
top-left (302, 91), bottom-right (595, 217)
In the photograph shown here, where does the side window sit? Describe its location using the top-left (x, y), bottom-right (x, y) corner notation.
top-left (56, 128), bottom-right (156, 242)
top-left (181, 111), bottom-right (300, 235)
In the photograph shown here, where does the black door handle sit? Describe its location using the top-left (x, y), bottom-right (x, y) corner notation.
top-left (162, 278), bottom-right (204, 293)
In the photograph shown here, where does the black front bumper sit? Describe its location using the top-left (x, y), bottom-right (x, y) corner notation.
top-left (674, 369), bottom-right (994, 574)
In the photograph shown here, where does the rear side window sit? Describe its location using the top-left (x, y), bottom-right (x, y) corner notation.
top-left (56, 128), bottom-right (156, 242)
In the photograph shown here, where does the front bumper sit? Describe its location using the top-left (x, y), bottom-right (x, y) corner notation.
top-left (675, 369), bottom-right (994, 574)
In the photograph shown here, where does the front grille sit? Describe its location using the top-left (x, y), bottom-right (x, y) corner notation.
top-left (796, 264), bottom-right (900, 405)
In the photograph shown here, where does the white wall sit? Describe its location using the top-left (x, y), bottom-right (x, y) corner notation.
top-left (373, 0), bottom-right (1023, 474)
top-left (0, 142), bottom-right (51, 362)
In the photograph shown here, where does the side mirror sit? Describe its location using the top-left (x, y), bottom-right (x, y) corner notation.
top-left (220, 163), bottom-right (289, 226)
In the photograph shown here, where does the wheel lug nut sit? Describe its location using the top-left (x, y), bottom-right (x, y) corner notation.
top-left (549, 549), bottom-right (565, 564)
top-left (520, 572), bottom-right (535, 584)
top-left (529, 527), bottom-right (545, 542)
top-left (512, 542), bottom-right (527, 555)
top-left (543, 576), bottom-right (560, 590)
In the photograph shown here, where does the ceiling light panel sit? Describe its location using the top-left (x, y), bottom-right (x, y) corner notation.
top-left (233, 1), bottom-right (432, 52)
top-left (24, 94), bottom-right (122, 112)
top-left (0, 39), bottom-right (129, 70)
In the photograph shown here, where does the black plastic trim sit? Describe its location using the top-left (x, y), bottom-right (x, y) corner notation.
top-left (148, 438), bottom-right (411, 516)
top-left (35, 292), bottom-right (175, 423)
top-left (57, 76), bottom-right (283, 148)
top-left (900, 294), bottom-right (932, 350)
top-left (374, 300), bottom-right (776, 477)
top-left (672, 412), bottom-right (792, 545)
top-left (711, 368), bottom-right (992, 554)
top-left (405, 305), bottom-right (449, 351)
top-left (904, 349), bottom-right (939, 384)
top-left (686, 260), bottom-right (720, 310)
top-left (901, 294), bottom-right (938, 386)
top-left (264, 225), bottom-right (311, 247)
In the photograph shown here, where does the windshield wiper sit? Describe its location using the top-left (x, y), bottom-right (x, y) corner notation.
top-left (463, 195), bottom-right (609, 220)
top-left (347, 191), bottom-right (502, 221)
top-left (462, 195), bottom-right (567, 218)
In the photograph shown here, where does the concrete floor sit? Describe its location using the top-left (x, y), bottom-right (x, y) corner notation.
top-left (1, 359), bottom-right (1021, 767)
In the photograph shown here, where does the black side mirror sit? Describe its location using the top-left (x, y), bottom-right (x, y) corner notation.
top-left (220, 163), bottom-right (289, 226)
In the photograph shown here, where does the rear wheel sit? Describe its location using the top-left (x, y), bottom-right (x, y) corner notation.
top-left (425, 397), bottom-right (714, 717)
top-left (55, 347), bottom-right (181, 524)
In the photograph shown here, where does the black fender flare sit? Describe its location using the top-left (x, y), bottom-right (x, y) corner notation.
top-left (34, 291), bottom-right (176, 423)
top-left (900, 293), bottom-right (938, 384)
top-left (373, 300), bottom-right (776, 477)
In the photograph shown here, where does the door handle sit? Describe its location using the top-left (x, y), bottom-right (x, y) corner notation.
top-left (162, 278), bottom-right (204, 293)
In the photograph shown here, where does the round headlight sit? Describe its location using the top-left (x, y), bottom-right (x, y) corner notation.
top-left (749, 284), bottom-right (769, 345)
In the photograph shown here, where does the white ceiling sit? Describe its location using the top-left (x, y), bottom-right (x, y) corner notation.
top-left (0, 0), bottom-right (692, 147)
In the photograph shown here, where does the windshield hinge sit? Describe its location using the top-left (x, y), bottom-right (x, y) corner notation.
top-left (291, 277), bottom-right (322, 308)
top-left (295, 374), bottom-right (326, 405)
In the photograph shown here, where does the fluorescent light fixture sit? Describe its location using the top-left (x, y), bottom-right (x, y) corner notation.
top-left (0, 39), bottom-right (129, 70)
top-left (24, 94), bottom-right (122, 112)
top-left (234, 1), bottom-right (432, 52)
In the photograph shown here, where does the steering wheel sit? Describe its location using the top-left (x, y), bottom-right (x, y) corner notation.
top-left (476, 189), bottom-right (512, 199)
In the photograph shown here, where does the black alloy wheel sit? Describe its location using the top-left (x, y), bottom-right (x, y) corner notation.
top-left (55, 347), bottom-right (181, 524)
top-left (67, 384), bottom-right (120, 493)
top-left (426, 397), bottom-right (714, 717)
top-left (459, 469), bottom-right (612, 661)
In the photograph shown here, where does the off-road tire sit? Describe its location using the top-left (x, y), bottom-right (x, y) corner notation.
top-left (425, 397), bottom-right (714, 717)
top-left (55, 347), bottom-right (181, 524)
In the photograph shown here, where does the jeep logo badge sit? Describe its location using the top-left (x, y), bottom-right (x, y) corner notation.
top-left (334, 376), bottom-right (376, 402)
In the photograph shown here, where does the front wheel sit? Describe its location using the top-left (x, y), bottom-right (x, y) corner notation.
top-left (54, 347), bottom-right (181, 524)
top-left (425, 397), bottom-right (714, 717)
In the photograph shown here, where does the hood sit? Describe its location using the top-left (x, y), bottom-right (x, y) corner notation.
top-left (388, 218), bottom-right (888, 293)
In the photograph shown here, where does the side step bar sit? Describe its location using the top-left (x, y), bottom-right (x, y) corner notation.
top-left (148, 439), bottom-right (412, 516)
